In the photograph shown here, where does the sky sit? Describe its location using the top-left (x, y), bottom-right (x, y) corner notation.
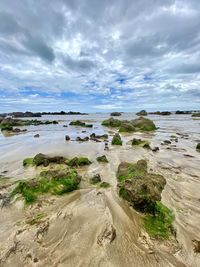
top-left (0, 0), bottom-right (200, 113)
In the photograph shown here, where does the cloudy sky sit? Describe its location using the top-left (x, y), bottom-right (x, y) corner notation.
top-left (0, 0), bottom-right (200, 112)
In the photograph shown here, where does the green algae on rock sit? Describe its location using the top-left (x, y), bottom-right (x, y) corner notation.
top-left (112, 133), bottom-right (122, 145)
top-left (102, 116), bottom-right (156, 133)
top-left (96, 155), bottom-right (109, 163)
top-left (66, 157), bottom-right (92, 167)
top-left (136, 110), bottom-right (147, 116)
top-left (33, 153), bottom-right (66, 167)
top-left (196, 143), bottom-right (200, 150)
top-left (69, 120), bottom-right (93, 127)
top-left (131, 138), bottom-right (151, 149)
top-left (23, 158), bottom-right (34, 167)
top-left (99, 181), bottom-right (111, 188)
top-left (11, 166), bottom-right (81, 204)
top-left (116, 159), bottom-right (174, 239)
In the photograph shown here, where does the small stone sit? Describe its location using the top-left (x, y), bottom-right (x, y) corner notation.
top-left (65, 135), bottom-right (70, 141)
top-left (34, 134), bottom-right (40, 138)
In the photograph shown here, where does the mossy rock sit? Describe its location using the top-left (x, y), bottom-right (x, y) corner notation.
top-left (131, 117), bottom-right (156, 131)
top-left (192, 113), bottom-right (200, 117)
top-left (117, 160), bottom-right (166, 213)
top-left (23, 158), bottom-right (34, 167)
top-left (90, 174), bottom-right (101, 184)
top-left (0, 125), bottom-right (13, 131)
top-left (33, 153), bottom-right (66, 167)
top-left (143, 201), bottom-right (174, 239)
top-left (99, 182), bottom-right (110, 188)
top-left (66, 157), bottom-right (92, 167)
top-left (119, 122), bottom-right (135, 133)
top-left (96, 155), bottom-right (109, 163)
top-left (196, 143), bottom-right (200, 150)
top-left (11, 166), bottom-right (81, 204)
top-left (102, 117), bottom-right (122, 127)
top-left (112, 133), bottom-right (122, 145)
top-left (69, 120), bottom-right (93, 127)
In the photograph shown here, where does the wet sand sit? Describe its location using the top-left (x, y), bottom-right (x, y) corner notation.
top-left (0, 113), bottom-right (200, 266)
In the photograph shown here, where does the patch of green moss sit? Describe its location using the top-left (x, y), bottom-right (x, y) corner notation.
top-left (117, 160), bottom-right (147, 182)
top-left (99, 182), bottom-right (111, 188)
top-left (96, 155), bottom-right (109, 163)
top-left (143, 201), bottom-right (174, 239)
top-left (66, 157), bottom-right (92, 167)
top-left (102, 117), bottom-right (122, 127)
top-left (11, 167), bottom-right (80, 205)
top-left (69, 120), bottom-right (93, 127)
top-left (119, 123), bottom-right (136, 133)
top-left (23, 158), bottom-right (34, 167)
top-left (112, 133), bottom-right (122, 145)
top-left (0, 125), bottom-right (13, 131)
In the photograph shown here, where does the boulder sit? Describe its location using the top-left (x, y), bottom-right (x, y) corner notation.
top-left (34, 134), bottom-right (40, 138)
top-left (196, 143), bottom-right (200, 150)
top-left (112, 133), bottom-right (122, 145)
top-left (119, 122), bottom-right (135, 132)
top-left (90, 133), bottom-right (108, 140)
top-left (66, 157), bottom-right (91, 167)
top-left (117, 160), bottom-right (166, 212)
top-left (152, 147), bottom-right (159, 152)
top-left (131, 117), bottom-right (156, 131)
top-left (76, 136), bottom-right (89, 142)
top-left (102, 117), bottom-right (121, 127)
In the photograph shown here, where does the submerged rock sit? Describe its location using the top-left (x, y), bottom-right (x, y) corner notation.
top-left (112, 133), bottom-right (122, 145)
top-left (117, 160), bottom-right (166, 212)
top-left (65, 135), bottom-right (70, 141)
top-left (69, 120), bottom-right (93, 127)
top-left (76, 136), bottom-right (89, 142)
top-left (34, 134), bottom-right (40, 138)
top-left (66, 157), bottom-right (91, 167)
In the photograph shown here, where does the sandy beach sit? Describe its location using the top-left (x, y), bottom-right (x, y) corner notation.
top-left (0, 113), bottom-right (200, 267)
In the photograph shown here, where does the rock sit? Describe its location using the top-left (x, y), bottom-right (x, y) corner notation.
top-left (102, 117), bottom-right (122, 127)
top-left (196, 143), bottom-right (200, 150)
top-left (65, 135), bottom-right (70, 141)
top-left (110, 112), bottom-right (121, 116)
top-left (97, 224), bottom-right (116, 246)
top-left (76, 136), bottom-right (89, 142)
top-left (90, 174), bottom-right (101, 184)
top-left (136, 110), bottom-right (147, 116)
top-left (193, 239), bottom-right (200, 253)
top-left (112, 133), bottom-right (122, 145)
top-left (149, 111), bottom-right (171, 115)
top-left (152, 147), bottom-right (159, 152)
top-left (192, 113), bottom-right (200, 117)
top-left (131, 117), bottom-right (156, 131)
top-left (117, 160), bottom-right (166, 212)
top-left (33, 153), bottom-right (66, 167)
top-left (90, 133), bottom-right (108, 140)
top-left (66, 157), bottom-right (91, 167)
top-left (163, 140), bottom-right (171, 145)
top-left (104, 142), bottom-right (109, 151)
top-left (63, 125), bottom-right (68, 127)
top-left (34, 134), bottom-right (40, 138)
top-left (96, 155), bottom-right (109, 163)
top-left (0, 193), bottom-right (10, 208)
top-left (119, 122), bottom-right (136, 132)
top-left (69, 120), bottom-right (93, 127)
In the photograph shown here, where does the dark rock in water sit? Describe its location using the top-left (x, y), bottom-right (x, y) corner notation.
top-left (65, 135), bottom-right (70, 141)
top-left (176, 110), bottom-right (192, 114)
top-left (90, 133), bottom-right (108, 140)
top-left (163, 140), bottom-right (171, 145)
top-left (90, 174), bottom-right (101, 184)
top-left (96, 155), bottom-right (109, 163)
top-left (34, 134), bottom-right (40, 138)
top-left (152, 147), bottom-right (159, 152)
top-left (196, 143), bottom-right (200, 150)
top-left (112, 133), bottom-right (122, 145)
top-left (76, 136), bottom-right (89, 142)
top-left (110, 112), bottom-right (121, 116)
top-left (82, 130), bottom-right (86, 133)
top-left (63, 125), bottom-right (68, 127)
top-left (149, 111), bottom-right (171, 115)
top-left (33, 153), bottom-right (66, 167)
top-left (117, 160), bottom-right (166, 212)
top-left (104, 142), bottom-right (109, 150)
top-left (136, 110), bottom-right (147, 116)
top-left (69, 120), bottom-right (93, 127)
top-left (184, 154), bottom-right (194, 158)
top-left (10, 112), bottom-right (41, 118)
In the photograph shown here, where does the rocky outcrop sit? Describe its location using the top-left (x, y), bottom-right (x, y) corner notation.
top-left (66, 157), bottom-right (91, 167)
top-left (90, 133), bottom-right (108, 140)
top-left (69, 120), bottom-right (93, 127)
top-left (117, 160), bottom-right (166, 212)
top-left (96, 155), bottom-right (108, 163)
top-left (33, 153), bottom-right (66, 167)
